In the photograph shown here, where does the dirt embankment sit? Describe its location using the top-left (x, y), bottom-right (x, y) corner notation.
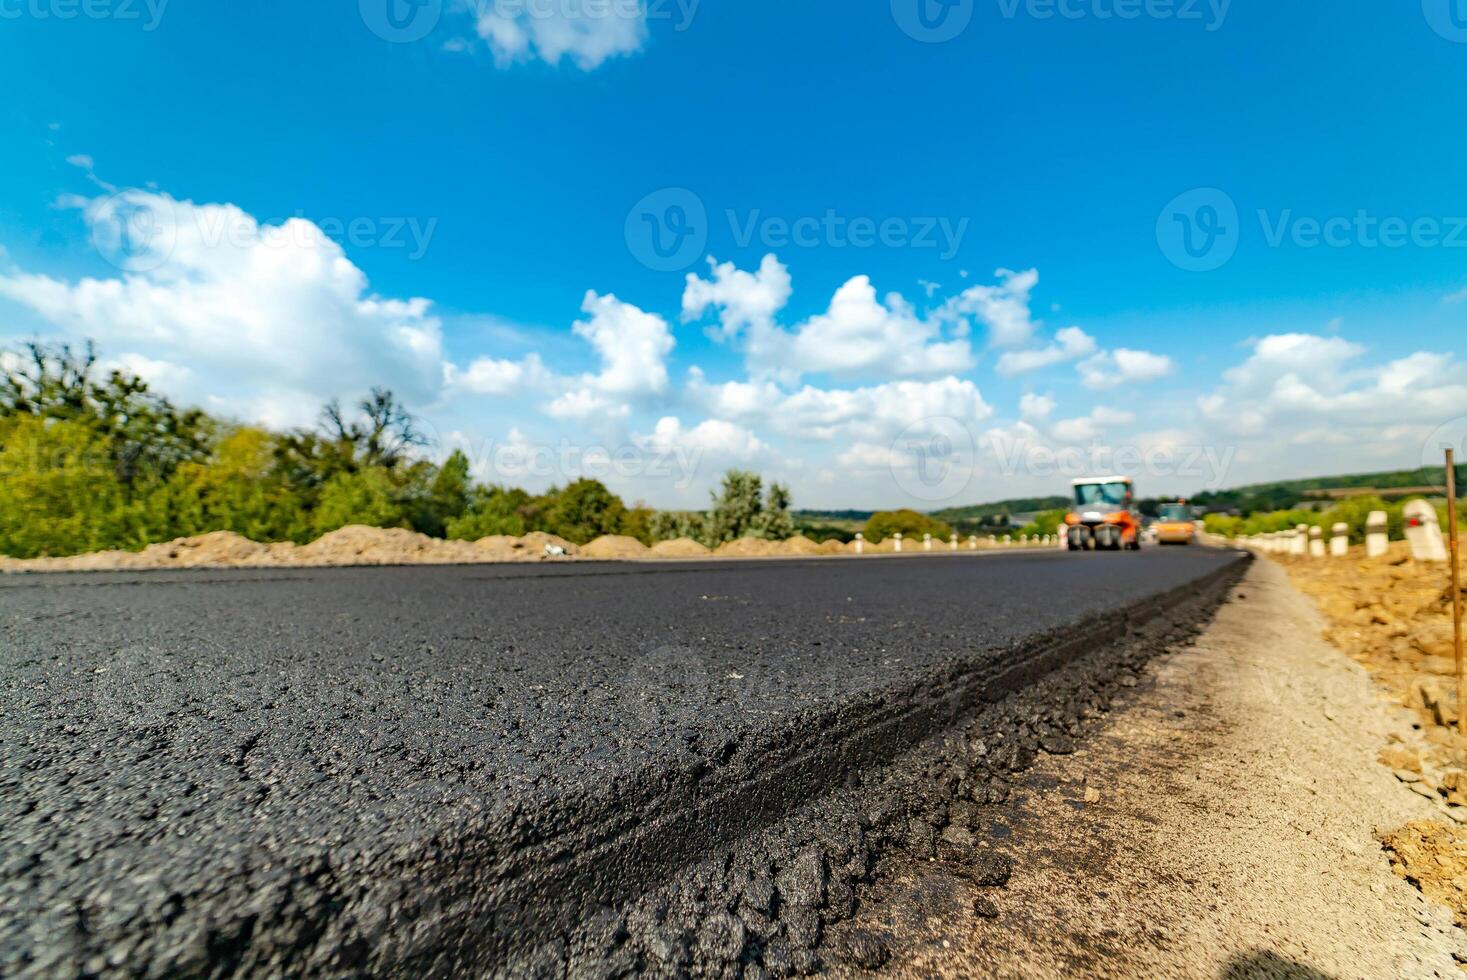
top-left (0, 527), bottom-right (1050, 573)
top-left (1272, 539), bottom-right (1467, 929)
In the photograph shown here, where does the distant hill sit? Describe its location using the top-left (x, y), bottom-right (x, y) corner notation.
top-left (1191, 464), bottom-right (1463, 513)
top-left (930, 496), bottom-right (1070, 523)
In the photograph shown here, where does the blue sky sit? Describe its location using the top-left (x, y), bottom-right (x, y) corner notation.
top-left (3, 1), bottom-right (1466, 509)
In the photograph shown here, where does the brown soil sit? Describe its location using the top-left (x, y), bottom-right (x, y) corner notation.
top-left (580, 534), bottom-right (651, 559)
top-left (648, 537), bottom-right (712, 558)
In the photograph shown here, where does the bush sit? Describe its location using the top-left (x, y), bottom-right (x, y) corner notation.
top-left (311, 467), bottom-right (403, 536)
top-left (863, 509), bottom-right (953, 544)
top-left (446, 486), bottom-right (531, 540)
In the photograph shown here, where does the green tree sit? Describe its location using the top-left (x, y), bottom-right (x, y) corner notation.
top-left (0, 414), bottom-right (142, 557)
top-left (310, 467), bottom-right (403, 536)
top-left (408, 450), bottom-right (472, 538)
top-left (446, 485), bottom-right (532, 540)
top-left (540, 478), bottom-right (628, 544)
top-left (707, 470), bottom-right (795, 543)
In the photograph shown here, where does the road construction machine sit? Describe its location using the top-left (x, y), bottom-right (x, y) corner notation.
top-left (1064, 476), bottom-right (1142, 551)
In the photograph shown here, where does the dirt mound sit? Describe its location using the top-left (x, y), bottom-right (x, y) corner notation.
top-left (714, 537), bottom-right (783, 558)
top-left (778, 535), bottom-right (824, 556)
top-left (295, 526), bottom-right (481, 566)
top-left (581, 535), bottom-right (651, 559)
top-left (521, 531), bottom-right (579, 557)
top-left (650, 537), bottom-right (712, 558)
top-left (818, 539), bottom-right (847, 555)
top-left (139, 531), bottom-right (270, 567)
top-left (1381, 820), bottom-right (1467, 926)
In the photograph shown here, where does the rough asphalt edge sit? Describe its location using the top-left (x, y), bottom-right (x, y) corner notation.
top-left (367, 556), bottom-right (1245, 978)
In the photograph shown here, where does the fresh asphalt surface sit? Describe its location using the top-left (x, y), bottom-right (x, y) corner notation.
top-left (0, 547), bottom-right (1244, 975)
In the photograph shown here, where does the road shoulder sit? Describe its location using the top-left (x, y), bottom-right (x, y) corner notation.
top-left (850, 558), bottom-right (1466, 979)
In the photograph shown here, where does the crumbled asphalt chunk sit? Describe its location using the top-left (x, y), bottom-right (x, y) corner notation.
top-left (1039, 731), bottom-right (1077, 755)
top-left (970, 851), bottom-right (1015, 888)
top-left (0, 551), bottom-right (1244, 977)
top-left (833, 927), bottom-right (892, 969)
top-left (972, 895), bottom-right (1000, 919)
top-left (775, 848), bottom-right (826, 909)
top-left (937, 825), bottom-right (978, 864)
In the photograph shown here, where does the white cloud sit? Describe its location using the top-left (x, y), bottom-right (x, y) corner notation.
top-left (638, 416), bottom-right (771, 462)
top-left (1051, 405), bottom-right (1135, 443)
top-left (996, 325), bottom-right (1097, 375)
top-left (1198, 333), bottom-right (1466, 439)
top-left (683, 256), bottom-right (973, 382)
top-left (1078, 347), bottom-right (1175, 389)
top-left (1019, 391), bottom-right (1055, 421)
top-left (447, 352), bottom-right (553, 397)
top-left (0, 189), bottom-right (447, 426)
top-left (940, 267), bottom-right (1040, 348)
top-left (474, 0), bottom-right (648, 70)
top-left (682, 254), bottom-right (791, 341)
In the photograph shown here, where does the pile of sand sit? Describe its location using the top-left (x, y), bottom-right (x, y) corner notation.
top-left (649, 537), bottom-right (712, 558)
top-left (295, 526), bottom-right (479, 566)
top-left (778, 534), bottom-right (824, 556)
top-left (713, 537), bottom-right (784, 558)
top-left (581, 535), bottom-right (651, 559)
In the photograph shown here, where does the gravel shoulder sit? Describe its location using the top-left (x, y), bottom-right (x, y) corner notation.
top-left (849, 557), bottom-right (1466, 979)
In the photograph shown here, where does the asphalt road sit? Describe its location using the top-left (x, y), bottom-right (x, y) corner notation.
top-left (0, 547), bottom-right (1245, 977)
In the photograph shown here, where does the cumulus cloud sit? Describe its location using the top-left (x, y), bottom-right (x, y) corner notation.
top-left (682, 255), bottom-right (973, 382)
top-left (682, 254), bottom-right (791, 341)
top-left (1197, 333), bottom-right (1466, 438)
top-left (690, 372), bottom-right (993, 448)
top-left (940, 267), bottom-right (1040, 348)
top-left (0, 189), bottom-right (448, 426)
top-left (1078, 347), bottom-right (1175, 389)
top-left (996, 326), bottom-right (1097, 375)
top-left (1019, 391), bottom-right (1055, 421)
top-left (638, 416), bottom-right (771, 463)
top-left (1050, 405), bottom-right (1135, 443)
top-left (473, 0), bottom-right (648, 70)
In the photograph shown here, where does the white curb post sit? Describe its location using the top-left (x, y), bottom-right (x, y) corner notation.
top-left (988, 535), bottom-right (997, 547)
top-left (1366, 511), bottom-right (1389, 558)
top-left (969, 535), bottom-right (978, 550)
top-left (1308, 525), bottom-right (1325, 558)
top-left (1404, 500), bottom-right (1448, 563)
top-left (1330, 522), bottom-right (1349, 557)
top-left (854, 532), bottom-right (864, 555)
top-left (893, 532), bottom-right (903, 553)
top-left (923, 532), bottom-right (932, 552)
top-left (1290, 524), bottom-right (1308, 556)
top-left (949, 534), bottom-right (958, 552)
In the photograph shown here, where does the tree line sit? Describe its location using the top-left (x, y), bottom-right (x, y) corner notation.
top-left (0, 341), bottom-right (794, 559)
